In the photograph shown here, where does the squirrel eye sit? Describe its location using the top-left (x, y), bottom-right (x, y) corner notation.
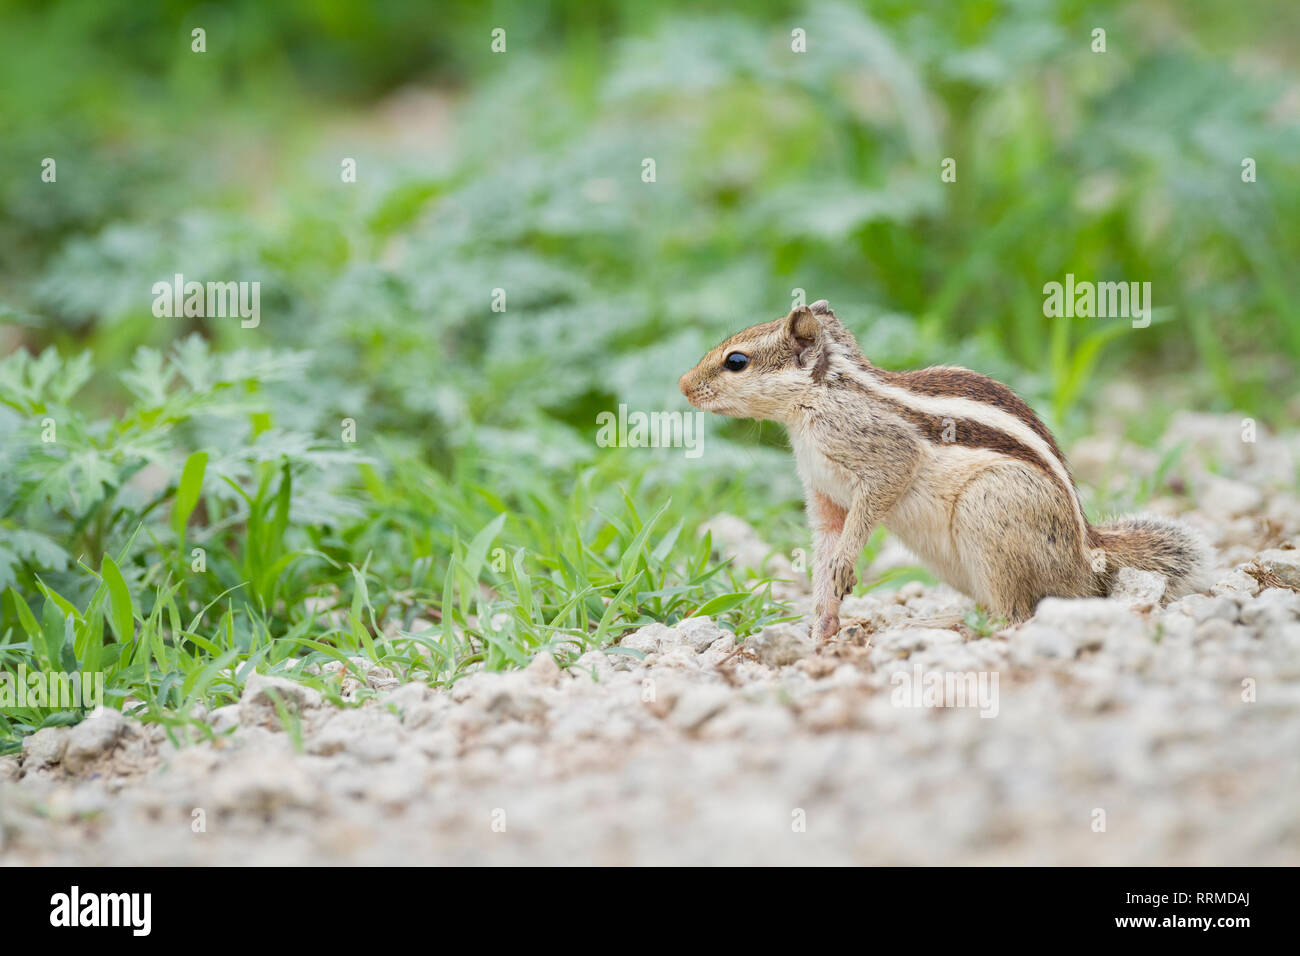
top-left (723, 352), bottom-right (749, 372)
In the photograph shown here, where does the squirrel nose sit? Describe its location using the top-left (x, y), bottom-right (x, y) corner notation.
top-left (677, 372), bottom-right (691, 397)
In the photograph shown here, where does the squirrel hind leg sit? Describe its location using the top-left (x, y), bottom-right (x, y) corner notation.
top-left (952, 464), bottom-right (1093, 621)
top-left (975, 577), bottom-right (1039, 625)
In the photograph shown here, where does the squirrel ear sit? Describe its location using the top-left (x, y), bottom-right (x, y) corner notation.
top-left (785, 306), bottom-right (822, 365)
top-left (810, 299), bottom-right (833, 316)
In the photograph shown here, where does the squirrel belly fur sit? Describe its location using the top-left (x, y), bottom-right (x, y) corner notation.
top-left (679, 300), bottom-right (1207, 642)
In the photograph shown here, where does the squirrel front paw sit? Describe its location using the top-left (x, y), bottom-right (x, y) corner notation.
top-left (828, 558), bottom-right (858, 600)
top-left (812, 607), bottom-right (841, 643)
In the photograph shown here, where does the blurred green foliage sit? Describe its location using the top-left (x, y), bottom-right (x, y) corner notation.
top-left (1, 0), bottom-right (1297, 746)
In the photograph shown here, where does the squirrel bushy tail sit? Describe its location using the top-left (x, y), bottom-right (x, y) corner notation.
top-left (1089, 515), bottom-right (1209, 597)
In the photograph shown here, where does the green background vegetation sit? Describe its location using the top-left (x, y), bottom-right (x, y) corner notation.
top-left (1, 0), bottom-right (1297, 750)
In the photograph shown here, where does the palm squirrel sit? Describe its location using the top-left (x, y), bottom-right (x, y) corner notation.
top-left (679, 300), bottom-right (1207, 641)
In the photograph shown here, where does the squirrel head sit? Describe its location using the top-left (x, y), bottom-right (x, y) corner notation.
top-left (678, 299), bottom-right (858, 421)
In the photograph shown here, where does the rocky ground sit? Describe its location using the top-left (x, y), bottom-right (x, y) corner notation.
top-left (3, 410), bottom-right (1300, 865)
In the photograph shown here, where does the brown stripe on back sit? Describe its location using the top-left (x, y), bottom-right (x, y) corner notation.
top-left (838, 375), bottom-right (1074, 499)
top-left (874, 366), bottom-right (1068, 468)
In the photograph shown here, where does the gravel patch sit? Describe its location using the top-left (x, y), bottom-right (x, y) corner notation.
top-left (3, 414), bottom-right (1299, 865)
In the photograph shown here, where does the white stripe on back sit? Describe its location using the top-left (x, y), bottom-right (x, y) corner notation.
top-left (840, 361), bottom-right (1088, 535)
